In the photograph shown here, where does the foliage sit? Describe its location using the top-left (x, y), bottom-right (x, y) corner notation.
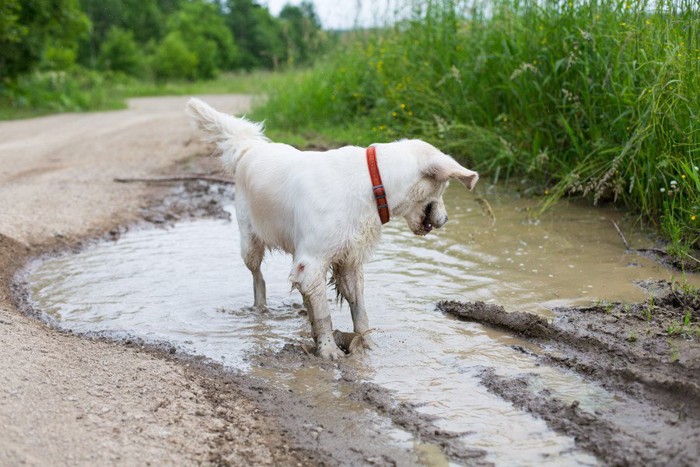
top-left (77, 0), bottom-right (175, 66)
top-left (224, 0), bottom-right (286, 69)
top-left (0, 0), bottom-right (89, 80)
top-left (112, 70), bottom-right (281, 98)
top-left (258, 0), bottom-right (700, 251)
top-left (164, 0), bottom-right (238, 79)
top-left (2, 0), bottom-right (326, 90)
top-left (150, 32), bottom-right (199, 81)
top-left (0, 70), bottom-right (280, 121)
top-left (0, 68), bottom-right (122, 117)
top-left (98, 27), bottom-right (143, 76)
top-left (279, 1), bottom-right (325, 65)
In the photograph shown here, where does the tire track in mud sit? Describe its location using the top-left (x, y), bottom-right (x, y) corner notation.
top-left (438, 291), bottom-right (700, 466)
top-left (14, 177), bottom-right (494, 466)
top-left (246, 344), bottom-right (492, 466)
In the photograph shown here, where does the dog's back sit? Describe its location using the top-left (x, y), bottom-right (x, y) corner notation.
top-left (185, 98), bottom-right (269, 176)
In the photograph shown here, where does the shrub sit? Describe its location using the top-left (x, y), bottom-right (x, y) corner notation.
top-left (98, 27), bottom-right (143, 76)
top-left (150, 32), bottom-right (199, 81)
top-left (259, 0), bottom-right (700, 251)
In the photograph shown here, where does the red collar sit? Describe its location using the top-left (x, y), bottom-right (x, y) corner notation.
top-left (366, 146), bottom-right (390, 224)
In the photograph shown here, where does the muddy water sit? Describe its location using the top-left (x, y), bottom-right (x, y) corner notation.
top-left (27, 187), bottom-right (699, 465)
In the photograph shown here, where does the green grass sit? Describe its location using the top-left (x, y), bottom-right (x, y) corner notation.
top-left (113, 70), bottom-right (281, 97)
top-left (255, 0), bottom-right (700, 252)
top-left (0, 69), bottom-right (125, 120)
top-left (0, 70), bottom-right (281, 121)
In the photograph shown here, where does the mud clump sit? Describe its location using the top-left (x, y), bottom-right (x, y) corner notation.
top-left (247, 343), bottom-right (490, 466)
top-left (345, 382), bottom-right (489, 465)
top-left (141, 179), bottom-right (233, 225)
top-left (437, 301), bottom-right (555, 339)
top-left (479, 368), bottom-right (657, 466)
top-left (438, 281), bottom-right (700, 466)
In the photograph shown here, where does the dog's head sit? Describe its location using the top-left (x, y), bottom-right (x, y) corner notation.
top-left (394, 141), bottom-right (478, 236)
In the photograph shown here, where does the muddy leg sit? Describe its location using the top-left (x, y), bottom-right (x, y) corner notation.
top-left (237, 223), bottom-right (267, 310)
top-left (335, 264), bottom-right (374, 350)
top-left (303, 296), bottom-right (315, 338)
top-left (291, 259), bottom-right (342, 360)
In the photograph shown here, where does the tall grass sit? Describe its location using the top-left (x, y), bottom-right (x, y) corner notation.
top-left (0, 70), bottom-right (281, 121)
top-left (257, 0), bottom-right (700, 252)
top-left (0, 69), bottom-right (124, 119)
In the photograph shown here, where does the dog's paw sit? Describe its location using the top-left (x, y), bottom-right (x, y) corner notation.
top-left (358, 334), bottom-right (375, 351)
top-left (333, 330), bottom-right (375, 355)
top-left (316, 341), bottom-right (344, 360)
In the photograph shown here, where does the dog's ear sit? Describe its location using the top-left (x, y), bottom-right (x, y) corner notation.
top-left (424, 160), bottom-right (479, 191)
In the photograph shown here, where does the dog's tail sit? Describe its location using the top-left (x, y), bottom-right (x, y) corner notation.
top-left (185, 97), bottom-right (269, 176)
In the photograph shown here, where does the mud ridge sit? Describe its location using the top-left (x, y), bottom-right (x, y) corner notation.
top-left (438, 289), bottom-right (700, 466)
top-left (249, 343), bottom-right (492, 466)
top-left (437, 296), bottom-right (700, 408)
top-left (342, 379), bottom-right (490, 465)
top-left (479, 368), bottom-right (660, 466)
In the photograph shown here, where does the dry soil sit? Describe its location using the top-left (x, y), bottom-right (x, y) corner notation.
top-left (0, 96), bottom-right (320, 466)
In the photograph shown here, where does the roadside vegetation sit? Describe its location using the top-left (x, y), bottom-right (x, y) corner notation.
top-left (256, 0), bottom-right (699, 258)
top-left (1, 0), bottom-right (697, 258)
top-left (0, 0), bottom-right (327, 118)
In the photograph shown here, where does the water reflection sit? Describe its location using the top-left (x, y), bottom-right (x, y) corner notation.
top-left (28, 185), bottom-right (697, 465)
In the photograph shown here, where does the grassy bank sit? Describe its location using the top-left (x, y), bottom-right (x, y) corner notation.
top-left (255, 0), bottom-right (699, 256)
top-left (0, 70), bottom-right (280, 121)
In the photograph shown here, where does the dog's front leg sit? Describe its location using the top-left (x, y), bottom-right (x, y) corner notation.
top-left (336, 264), bottom-right (374, 350)
top-left (291, 260), bottom-right (343, 360)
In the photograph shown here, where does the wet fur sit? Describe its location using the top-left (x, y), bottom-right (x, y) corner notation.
top-left (186, 98), bottom-right (478, 359)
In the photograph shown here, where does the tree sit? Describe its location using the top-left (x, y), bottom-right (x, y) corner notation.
top-left (225, 0), bottom-right (285, 69)
top-left (78, 0), bottom-right (168, 67)
top-left (279, 1), bottom-right (323, 66)
top-left (0, 0), bottom-right (89, 81)
top-left (150, 32), bottom-right (198, 81)
top-left (165, 0), bottom-right (238, 79)
top-left (98, 27), bottom-right (142, 76)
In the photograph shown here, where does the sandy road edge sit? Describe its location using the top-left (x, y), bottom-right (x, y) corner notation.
top-left (0, 99), bottom-right (329, 466)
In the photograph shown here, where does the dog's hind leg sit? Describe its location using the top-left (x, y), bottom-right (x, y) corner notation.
top-left (334, 263), bottom-right (374, 350)
top-left (236, 219), bottom-right (267, 310)
top-left (242, 234), bottom-right (266, 309)
top-left (291, 259), bottom-right (343, 360)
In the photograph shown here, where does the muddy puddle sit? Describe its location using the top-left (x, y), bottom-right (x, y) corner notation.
top-left (26, 185), bottom-right (700, 465)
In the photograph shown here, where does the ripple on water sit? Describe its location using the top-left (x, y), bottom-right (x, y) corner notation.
top-left (28, 186), bottom-right (699, 465)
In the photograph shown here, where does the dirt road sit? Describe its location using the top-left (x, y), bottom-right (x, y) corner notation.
top-left (0, 96), bottom-right (318, 465)
top-left (4, 95), bottom-right (699, 466)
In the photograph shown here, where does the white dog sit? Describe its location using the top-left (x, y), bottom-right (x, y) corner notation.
top-left (186, 98), bottom-right (478, 359)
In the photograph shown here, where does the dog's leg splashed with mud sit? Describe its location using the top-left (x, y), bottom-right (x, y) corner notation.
top-left (186, 97), bottom-right (478, 359)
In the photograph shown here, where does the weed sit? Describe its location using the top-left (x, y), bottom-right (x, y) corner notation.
top-left (683, 310), bottom-right (692, 327)
top-left (0, 70), bottom-right (279, 121)
top-left (644, 295), bottom-right (656, 321)
top-left (667, 321), bottom-right (684, 336)
top-left (259, 0), bottom-right (700, 254)
top-left (669, 345), bottom-right (680, 363)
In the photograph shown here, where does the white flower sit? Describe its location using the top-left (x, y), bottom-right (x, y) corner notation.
top-left (670, 180), bottom-right (677, 185)
top-left (694, 166), bottom-right (699, 171)
top-left (660, 187), bottom-right (666, 192)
